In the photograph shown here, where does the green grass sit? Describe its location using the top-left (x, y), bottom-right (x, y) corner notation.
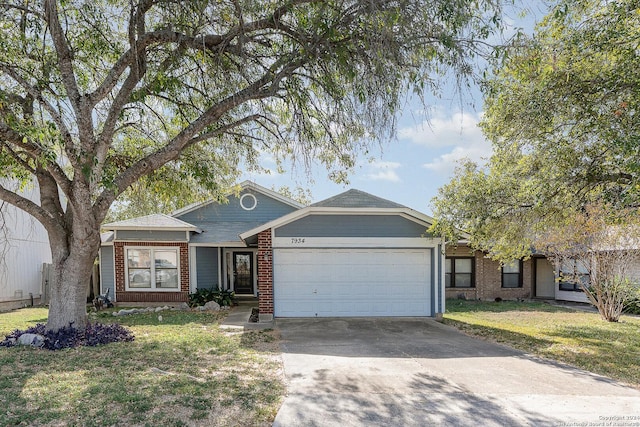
top-left (444, 299), bottom-right (640, 387)
top-left (0, 307), bottom-right (284, 426)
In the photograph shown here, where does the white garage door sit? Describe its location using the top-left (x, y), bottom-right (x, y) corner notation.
top-left (273, 248), bottom-right (432, 317)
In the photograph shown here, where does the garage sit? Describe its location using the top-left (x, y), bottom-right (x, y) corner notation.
top-left (239, 189), bottom-right (445, 320)
top-left (273, 247), bottom-right (432, 317)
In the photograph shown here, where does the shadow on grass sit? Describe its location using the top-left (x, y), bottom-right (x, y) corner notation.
top-left (239, 329), bottom-right (281, 354)
top-left (0, 310), bottom-right (284, 427)
top-left (442, 318), bottom-right (555, 355)
top-left (543, 323), bottom-right (640, 386)
top-left (446, 299), bottom-right (572, 314)
top-left (93, 309), bottom-right (225, 327)
top-left (444, 301), bottom-right (640, 388)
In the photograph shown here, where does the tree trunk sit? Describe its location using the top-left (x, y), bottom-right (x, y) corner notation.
top-left (45, 225), bottom-right (101, 332)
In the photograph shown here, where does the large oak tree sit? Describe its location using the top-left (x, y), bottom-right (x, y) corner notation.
top-left (0, 0), bottom-right (502, 331)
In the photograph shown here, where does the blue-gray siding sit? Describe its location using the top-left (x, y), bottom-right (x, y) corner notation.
top-left (177, 190), bottom-right (297, 225)
top-left (99, 246), bottom-right (115, 300)
top-left (275, 214), bottom-right (433, 238)
top-left (115, 230), bottom-right (188, 241)
top-left (196, 247), bottom-right (219, 290)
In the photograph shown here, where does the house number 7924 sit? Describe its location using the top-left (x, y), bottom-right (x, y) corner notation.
top-left (291, 238), bottom-right (306, 244)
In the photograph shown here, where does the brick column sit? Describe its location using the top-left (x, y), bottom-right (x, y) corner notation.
top-left (257, 229), bottom-right (274, 318)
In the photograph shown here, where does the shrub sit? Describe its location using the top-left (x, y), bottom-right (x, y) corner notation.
top-left (0, 322), bottom-right (134, 350)
top-left (188, 287), bottom-right (236, 307)
top-left (586, 277), bottom-right (640, 322)
top-left (623, 286), bottom-right (640, 315)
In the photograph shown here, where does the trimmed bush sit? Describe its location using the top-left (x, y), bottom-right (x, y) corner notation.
top-left (189, 287), bottom-right (236, 307)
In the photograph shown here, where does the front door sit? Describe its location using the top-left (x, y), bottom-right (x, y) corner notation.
top-left (233, 252), bottom-right (254, 294)
top-left (535, 258), bottom-right (555, 299)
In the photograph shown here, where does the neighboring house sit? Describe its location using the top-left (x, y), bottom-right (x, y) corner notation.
top-left (0, 182), bottom-right (52, 311)
top-left (99, 181), bottom-right (445, 319)
top-left (444, 243), bottom-right (590, 303)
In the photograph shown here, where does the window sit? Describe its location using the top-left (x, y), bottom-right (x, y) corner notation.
top-left (502, 260), bottom-right (523, 288)
top-left (559, 259), bottom-right (589, 292)
top-left (445, 257), bottom-right (475, 288)
top-left (126, 248), bottom-right (179, 290)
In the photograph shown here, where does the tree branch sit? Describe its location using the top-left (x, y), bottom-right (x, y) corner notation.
top-left (43, 0), bottom-right (82, 115)
top-left (0, 63), bottom-right (76, 160)
top-left (93, 54), bottom-right (303, 214)
top-left (0, 121), bottom-right (73, 197)
top-left (0, 182), bottom-right (58, 234)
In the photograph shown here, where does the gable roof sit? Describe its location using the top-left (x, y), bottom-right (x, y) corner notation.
top-left (102, 214), bottom-right (200, 231)
top-left (188, 221), bottom-right (267, 245)
top-left (311, 189), bottom-right (406, 208)
top-left (171, 180), bottom-right (304, 218)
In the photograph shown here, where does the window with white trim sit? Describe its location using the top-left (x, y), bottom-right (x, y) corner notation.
top-left (126, 248), bottom-right (180, 290)
top-left (559, 259), bottom-right (589, 292)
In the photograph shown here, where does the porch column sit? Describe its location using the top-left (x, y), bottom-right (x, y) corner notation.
top-left (257, 229), bottom-right (274, 320)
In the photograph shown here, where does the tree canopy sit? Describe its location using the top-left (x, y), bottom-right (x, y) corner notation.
top-left (432, 0), bottom-right (640, 261)
top-left (0, 0), bottom-right (504, 331)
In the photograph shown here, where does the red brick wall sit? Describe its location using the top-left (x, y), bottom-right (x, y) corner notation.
top-left (114, 241), bottom-right (189, 303)
top-left (257, 229), bottom-right (273, 314)
top-left (445, 244), bottom-right (532, 301)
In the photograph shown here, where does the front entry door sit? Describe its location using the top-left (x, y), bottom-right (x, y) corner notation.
top-left (233, 252), bottom-right (254, 294)
top-left (535, 258), bottom-right (555, 298)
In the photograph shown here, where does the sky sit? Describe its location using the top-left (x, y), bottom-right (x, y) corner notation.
top-left (242, 2), bottom-right (548, 215)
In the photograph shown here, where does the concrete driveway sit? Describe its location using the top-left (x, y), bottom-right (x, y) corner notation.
top-left (273, 318), bottom-right (640, 426)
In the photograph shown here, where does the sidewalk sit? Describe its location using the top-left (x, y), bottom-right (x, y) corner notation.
top-left (219, 302), bottom-right (273, 331)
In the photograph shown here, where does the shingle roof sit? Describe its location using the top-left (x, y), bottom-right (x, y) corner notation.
top-left (311, 189), bottom-right (406, 208)
top-left (102, 214), bottom-right (198, 230)
top-left (188, 221), bottom-right (265, 244)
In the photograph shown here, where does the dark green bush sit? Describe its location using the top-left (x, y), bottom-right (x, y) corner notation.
top-left (623, 298), bottom-right (640, 315)
top-left (0, 323), bottom-right (134, 350)
top-left (188, 287), bottom-right (236, 307)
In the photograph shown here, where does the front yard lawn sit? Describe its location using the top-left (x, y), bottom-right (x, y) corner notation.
top-left (444, 300), bottom-right (640, 388)
top-left (0, 308), bottom-right (284, 427)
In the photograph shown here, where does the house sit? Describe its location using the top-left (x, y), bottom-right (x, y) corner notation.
top-left (0, 182), bottom-right (52, 311)
top-left (444, 243), bottom-right (590, 303)
top-left (99, 181), bottom-right (445, 319)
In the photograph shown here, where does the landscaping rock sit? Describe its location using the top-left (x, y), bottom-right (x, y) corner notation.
top-left (17, 333), bottom-right (45, 347)
top-left (203, 301), bottom-right (220, 311)
top-left (197, 306), bottom-right (206, 311)
top-left (176, 302), bottom-right (190, 311)
top-left (155, 306), bottom-right (164, 312)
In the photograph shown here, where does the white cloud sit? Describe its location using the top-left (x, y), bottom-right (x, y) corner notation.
top-left (399, 111), bottom-right (485, 148)
top-left (422, 139), bottom-right (492, 175)
top-left (365, 160), bottom-right (402, 183)
top-left (397, 109), bottom-right (492, 176)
